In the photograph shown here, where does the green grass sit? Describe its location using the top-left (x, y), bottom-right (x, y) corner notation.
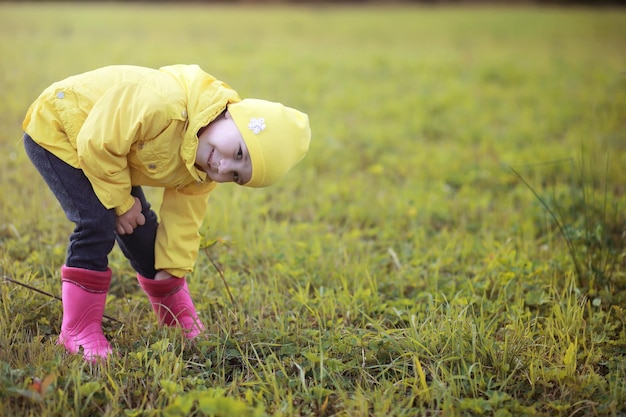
top-left (1, 3), bottom-right (626, 416)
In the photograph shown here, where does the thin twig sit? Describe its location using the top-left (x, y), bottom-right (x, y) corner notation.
top-left (509, 166), bottom-right (584, 282)
top-left (203, 248), bottom-right (237, 306)
top-left (2, 275), bottom-right (122, 324)
top-left (3, 275), bottom-right (62, 302)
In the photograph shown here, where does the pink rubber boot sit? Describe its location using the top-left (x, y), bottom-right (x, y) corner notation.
top-left (137, 274), bottom-right (205, 339)
top-left (57, 265), bottom-right (112, 362)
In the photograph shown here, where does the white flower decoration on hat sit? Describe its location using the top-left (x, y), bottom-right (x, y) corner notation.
top-left (248, 117), bottom-right (266, 135)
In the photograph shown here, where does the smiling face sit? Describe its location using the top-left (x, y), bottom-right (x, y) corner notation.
top-left (195, 111), bottom-right (252, 185)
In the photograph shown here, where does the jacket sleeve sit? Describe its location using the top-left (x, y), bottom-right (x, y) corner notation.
top-left (76, 82), bottom-right (170, 215)
top-left (155, 182), bottom-right (216, 277)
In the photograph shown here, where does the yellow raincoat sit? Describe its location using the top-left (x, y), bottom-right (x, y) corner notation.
top-left (23, 64), bottom-right (241, 277)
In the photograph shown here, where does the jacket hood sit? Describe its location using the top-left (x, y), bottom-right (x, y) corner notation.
top-left (159, 65), bottom-right (241, 178)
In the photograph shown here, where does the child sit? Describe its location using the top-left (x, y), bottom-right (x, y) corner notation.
top-left (22, 64), bottom-right (311, 362)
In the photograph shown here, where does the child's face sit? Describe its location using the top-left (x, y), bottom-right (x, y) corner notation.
top-left (195, 111), bottom-right (252, 185)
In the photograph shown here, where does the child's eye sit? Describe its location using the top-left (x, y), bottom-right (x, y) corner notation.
top-left (236, 147), bottom-right (243, 160)
top-left (233, 172), bottom-right (240, 183)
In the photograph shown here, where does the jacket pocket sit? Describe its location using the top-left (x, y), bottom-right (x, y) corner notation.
top-left (135, 140), bottom-right (166, 173)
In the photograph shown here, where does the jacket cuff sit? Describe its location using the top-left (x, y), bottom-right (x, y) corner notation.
top-left (163, 268), bottom-right (188, 278)
top-left (114, 195), bottom-right (136, 216)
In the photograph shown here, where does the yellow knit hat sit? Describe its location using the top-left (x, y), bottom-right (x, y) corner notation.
top-left (228, 99), bottom-right (311, 188)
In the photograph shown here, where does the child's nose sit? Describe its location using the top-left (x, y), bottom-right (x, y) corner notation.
top-left (217, 159), bottom-right (231, 173)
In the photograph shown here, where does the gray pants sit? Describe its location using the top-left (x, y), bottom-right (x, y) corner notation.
top-left (23, 133), bottom-right (159, 278)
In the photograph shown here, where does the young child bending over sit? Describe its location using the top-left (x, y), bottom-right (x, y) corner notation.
top-left (22, 64), bottom-right (311, 362)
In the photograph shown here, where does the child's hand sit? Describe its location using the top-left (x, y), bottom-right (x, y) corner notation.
top-left (154, 270), bottom-right (174, 280)
top-left (116, 197), bottom-right (146, 235)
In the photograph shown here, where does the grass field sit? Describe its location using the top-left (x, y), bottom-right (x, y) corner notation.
top-left (1, 3), bottom-right (626, 416)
